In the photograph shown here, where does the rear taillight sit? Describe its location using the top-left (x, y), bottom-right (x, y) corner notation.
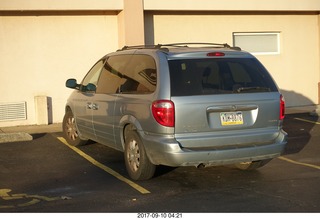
top-left (280, 94), bottom-right (285, 120)
top-left (152, 100), bottom-right (175, 127)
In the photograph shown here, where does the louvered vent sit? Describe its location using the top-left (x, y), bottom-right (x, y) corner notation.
top-left (0, 102), bottom-right (27, 121)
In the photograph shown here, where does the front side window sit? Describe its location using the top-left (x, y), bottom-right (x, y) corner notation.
top-left (80, 59), bottom-right (105, 92)
top-left (169, 58), bottom-right (278, 96)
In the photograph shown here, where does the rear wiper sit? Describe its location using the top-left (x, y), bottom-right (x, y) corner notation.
top-left (236, 87), bottom-right (271, 93)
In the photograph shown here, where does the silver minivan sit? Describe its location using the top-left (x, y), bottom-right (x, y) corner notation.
top-left (63, 43), bottom-right (287, 180)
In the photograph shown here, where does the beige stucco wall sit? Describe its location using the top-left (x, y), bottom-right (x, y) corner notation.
top-left (144, 0), bottom-right (320, 11)
top-left (118, 0), bottom-right (145, 47)
top-left (0, 0), bottom-right (123, 10)
top-left (0, 14), bottom-right (118, 126)
top-left (146, 12), bottom-right (320, 107)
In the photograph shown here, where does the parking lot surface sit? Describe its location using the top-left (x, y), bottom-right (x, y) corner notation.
top-left (0, 113), bottom-right (319, 213)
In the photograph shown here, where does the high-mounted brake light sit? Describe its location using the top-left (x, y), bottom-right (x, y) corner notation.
top-left (207, 52), bottom-right (225, 57)
top-left (152, 100), bottom-right (175, 127)
top-left (280, 94), bottom-right (285, 120)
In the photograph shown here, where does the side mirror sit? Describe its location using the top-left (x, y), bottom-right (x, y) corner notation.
top-left (66, 78), bottom-right (79, 89)
top-left (86, 83), bottom-right (96, 92)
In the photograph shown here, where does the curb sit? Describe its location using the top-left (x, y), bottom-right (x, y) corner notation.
top-left (0, 132), bottom-right (33, 143)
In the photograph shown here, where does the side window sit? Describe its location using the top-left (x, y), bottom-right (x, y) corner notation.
top-left (120, 55), bottom-right (157, 94)
top-left (96, 56), bottom-right (126, 94)
top-left (95, 54), bottom-right (157, 94)
top-left (81, 60), bottom-right (104, 92)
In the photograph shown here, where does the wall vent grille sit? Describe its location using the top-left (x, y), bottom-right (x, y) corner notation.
top-left (0, 102), bottom-right (27, 122)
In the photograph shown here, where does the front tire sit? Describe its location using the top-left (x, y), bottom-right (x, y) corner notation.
top-left (124, 131), bottom-right (156, 180)
top-left (62, 110), bottom-right (87, 146)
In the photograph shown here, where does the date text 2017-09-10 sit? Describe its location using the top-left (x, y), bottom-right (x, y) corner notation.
top-left (137, 213), bottom-right (183, 218)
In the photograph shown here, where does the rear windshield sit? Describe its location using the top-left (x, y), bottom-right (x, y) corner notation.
top-left (169, 58), bottom-right (278, 96)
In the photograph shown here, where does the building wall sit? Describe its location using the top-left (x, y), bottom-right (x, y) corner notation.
top-left (143, 0), bottom-right (320, 11)
top-left (145, 12), bottom-right (320, 107)
top-left (0, 13), bottom-right (119, 126)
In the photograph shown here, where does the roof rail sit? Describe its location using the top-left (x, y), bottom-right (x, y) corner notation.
top-left (118, 44), bottom-right (163, 51)
top-left (159, 43), bottom-right (230, 48)
top-left (118, 43), bottom-right (241, 51)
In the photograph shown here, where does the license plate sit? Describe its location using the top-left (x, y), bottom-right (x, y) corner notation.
top-left (220, 112), bottom-right (244, 126)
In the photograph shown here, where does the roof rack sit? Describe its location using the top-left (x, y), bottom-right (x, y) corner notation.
top-left (119, 45), bottom-right (162, 50)
top-left (159, 43), bottom-right (230, 48)
top-left (118, 43), bottom-right (241, 51)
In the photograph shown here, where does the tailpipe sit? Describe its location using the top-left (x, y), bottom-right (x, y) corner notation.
top-left (197, 163), bottom-right (206, 169)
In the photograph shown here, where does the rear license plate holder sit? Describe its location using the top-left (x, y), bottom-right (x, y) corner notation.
top-left (220, 111), bottom-right (244, 126)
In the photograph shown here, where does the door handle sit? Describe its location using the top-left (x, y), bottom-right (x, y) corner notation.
top-left (87, 102), bottom-right (99, 110)
top-left (87, 102), bottom-right (93, 109)
top-left (92, 103), bottom-right (99, 110)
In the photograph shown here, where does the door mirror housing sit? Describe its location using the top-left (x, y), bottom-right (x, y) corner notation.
top-left (85, 83), bottom-right (97, 92)
top-left (66, 78), bottom-right (79, 89)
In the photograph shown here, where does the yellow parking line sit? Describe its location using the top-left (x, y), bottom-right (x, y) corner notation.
top-left (278, 156), bottom-right (320, 170)
top-left (294, 117), bottom-right (320, 125)
top-left (57, 137), bottom-right (150, 194)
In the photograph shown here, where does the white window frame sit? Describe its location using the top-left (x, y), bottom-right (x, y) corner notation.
top-left (233, 32), bottom-right (280, 55)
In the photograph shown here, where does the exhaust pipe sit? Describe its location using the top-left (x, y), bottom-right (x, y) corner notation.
top-left (197, 163), bottom-right (206, 169)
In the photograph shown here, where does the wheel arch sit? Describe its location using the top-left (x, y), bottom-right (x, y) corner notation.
top-left (65, 105), bottom-right (72, 113)
top-left (119, 115), bottom-right (143, 151)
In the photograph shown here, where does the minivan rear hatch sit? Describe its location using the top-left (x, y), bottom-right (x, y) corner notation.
top-left (168, 56), bottom-right (282, 149)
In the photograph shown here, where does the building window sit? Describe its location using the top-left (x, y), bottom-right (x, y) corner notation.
top-left (233, 32), bottom-right (280, 55)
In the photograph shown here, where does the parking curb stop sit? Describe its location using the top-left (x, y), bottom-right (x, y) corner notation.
top-left (0, 132), bottom-right (33, 143)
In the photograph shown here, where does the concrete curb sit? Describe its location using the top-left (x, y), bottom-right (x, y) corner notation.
top-left (0, 132), bottom-right (33, 143)
top-left (0, 123), bottom-right (61, 144)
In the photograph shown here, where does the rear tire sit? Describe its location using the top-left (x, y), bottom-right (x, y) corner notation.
top-left (62, 110), bottom-right (87, 146)
top-left (235, 159), bottom-right (272, 170)
top-left (124, 130), bottom-right (156, 180)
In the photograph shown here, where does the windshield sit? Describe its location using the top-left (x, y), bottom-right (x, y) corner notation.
top-left (168, 58), bottom-right (278, 96)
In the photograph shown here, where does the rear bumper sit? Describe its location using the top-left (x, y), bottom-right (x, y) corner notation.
top-left (140, 129), bottom-right (288, 167)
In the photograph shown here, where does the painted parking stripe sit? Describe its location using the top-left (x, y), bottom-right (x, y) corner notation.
top-left (294, 117), bottom-right (320, 125)
top-left (57, 137), bottom-right (150, 194)
top-left (278, 156), bottom-right (320, 170)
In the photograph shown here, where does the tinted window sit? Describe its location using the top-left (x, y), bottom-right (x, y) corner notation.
top-left (96, 56), bottom-right (127, 94)
top-left (169, 58), bottom-right (277, 96)
top-left (96, 54), bottom-right (156, 94)
top-left (120, 54), bottom-right (156, 94)
top-left (81, 59), bottom-right (104, 92)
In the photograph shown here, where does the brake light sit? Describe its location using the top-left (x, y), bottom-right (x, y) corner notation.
top-left (280, 94), bottom-right (285, 120)
top-left (207, 52), bottom-right (225, 57)
top-left (152, 100), bottom-right (175, 127)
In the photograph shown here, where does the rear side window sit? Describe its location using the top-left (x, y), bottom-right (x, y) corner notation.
top-left (169, 58), bottom-right (278, 96)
